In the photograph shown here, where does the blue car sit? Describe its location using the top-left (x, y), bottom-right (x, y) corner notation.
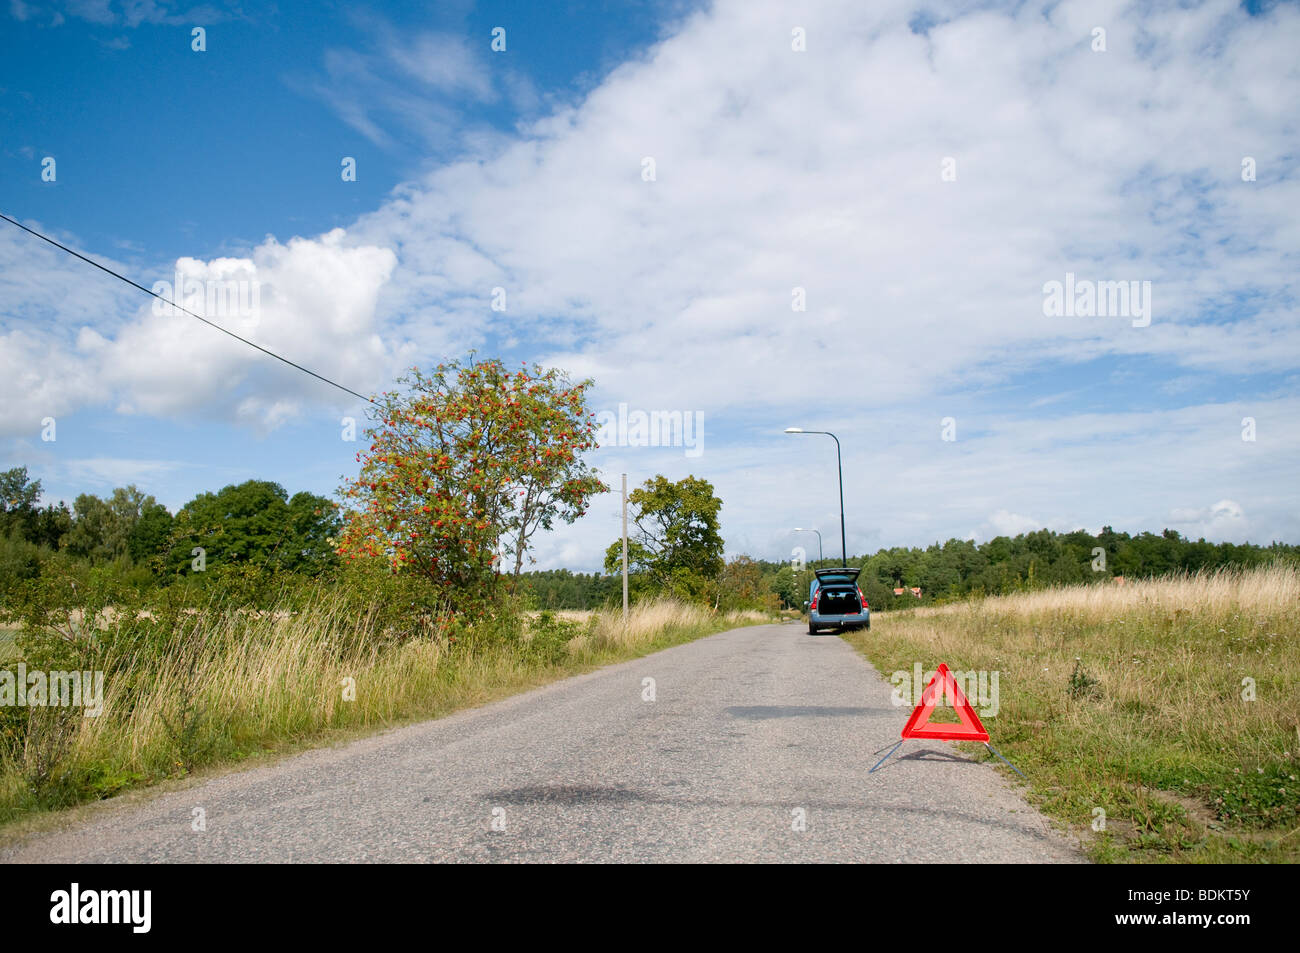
top-left (807, 568), bottom-right (870, 634)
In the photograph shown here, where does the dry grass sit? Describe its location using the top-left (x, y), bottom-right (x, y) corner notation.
top-left (915, 565), bottom-right (1299, 621)
top-left (588, 600), bottom-right (709, 649)
top-left (22, 593), bottom-right (454, 793)
top-left (843, 564), bottom-right (1300, 863)
top-left (528, 609), bottom-right (595, 624)
top-left (1, 594), bottom-right (770, 827)
top-left (559, 601), bottom-right (767, 656)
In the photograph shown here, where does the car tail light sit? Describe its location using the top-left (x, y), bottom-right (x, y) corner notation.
top-left (857, 587), bottom-right (868, 610)
top-left (810, 590), bottom-right (819, 611)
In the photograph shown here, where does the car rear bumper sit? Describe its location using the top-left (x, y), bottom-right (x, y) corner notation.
top-left (810, 611), bottom-right (870, 628)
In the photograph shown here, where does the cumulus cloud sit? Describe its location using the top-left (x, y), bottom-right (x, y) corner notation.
top-left (0, 326), bottom-right (109, 437)
top-left (0, 224), bottom-right (398, 434)
top-left (0, 221), bottom-right (134, 437)
top-left (104, 230), bottom-right (398, 425)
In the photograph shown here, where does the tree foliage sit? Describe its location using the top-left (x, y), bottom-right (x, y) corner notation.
top-left (336, 358), bottom-right (606, 612)
top-left (604, 474), bottom-right (724, 599)
top-left (171, 481), bottom-right (339, 575)
top-left (1, 467), bottom-right (47, 542)
top-left (63, 486), bottom-right (170, 564)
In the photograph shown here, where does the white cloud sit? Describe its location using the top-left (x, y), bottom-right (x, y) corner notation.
top-left (7, 0), bottom-right (1299, 565)
top-left (294, 21), bottom-right (529, 151)
top-left (538, 394), bottom-right (1300, 569)
top-left (982, 510), bottom-right (1050, 539)
top-left (342, 0), bottom-right (1300, 421)
top-left (1167, 499), bottom-right (1249, 540)
top-left (0, 326), bottom-right (110, 438)
top-left (101, 230), bottom-right (399, 425)
top-left (0, 224), bottom-right (399, 433)
top-left (61, 456), bottom-right (186, 491)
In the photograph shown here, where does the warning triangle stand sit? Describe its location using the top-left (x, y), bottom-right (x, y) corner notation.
top-left (869, 663), bottom-right (1023, 776)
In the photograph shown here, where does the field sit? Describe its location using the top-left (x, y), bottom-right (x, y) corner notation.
top-left (0, 596), bottom-right (770, 828)
top-left (842, 565), bottom-right (1300, 862)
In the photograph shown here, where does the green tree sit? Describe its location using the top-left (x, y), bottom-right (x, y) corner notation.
top-left (715, 554), bottom-right (772, 611)
top-left (31, 500), bottom-right (73, 551)
top-left (770, 563), bottom-right (803, 608)
top-left (604, 474), bottom-right (724, 599)
top-left (0, 466), bottom-right (42, 540)
top-left (65, 486), bottom-right (169, 564)
top-left (172, 481), bottom-right (338, 574)
top-left (0, 534), bottom-right (43, 598)
top-left (64, 494), bottom-right (124, 562)
top-left (128, 500), bottom-right (174, 565)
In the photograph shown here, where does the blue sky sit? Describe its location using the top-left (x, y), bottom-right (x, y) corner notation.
top-left (1, 1), bottom-right (697, 257)
top-left (2, 0), bottom-right (1298, 571)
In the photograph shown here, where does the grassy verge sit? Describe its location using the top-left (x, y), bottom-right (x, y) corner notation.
top-left (841, 565), bottom-right (1300, 863)
top-left (0, 597), bottom-right (771, 830)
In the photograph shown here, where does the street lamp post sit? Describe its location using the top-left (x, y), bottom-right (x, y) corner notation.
top-left (785, 428), bottom-right (847, 566)
top-left (792, 527), bottom-right (823, 564)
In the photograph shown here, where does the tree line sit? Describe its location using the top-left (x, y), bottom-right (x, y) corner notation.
top-left (0, 466), bottom-right (341, 595)
top-left (9, 451), bottom-right (1292, 615)
top-left (525, 526), bottom-right (1299, 611)
top-left (0, 460), bottom-right (770, 615)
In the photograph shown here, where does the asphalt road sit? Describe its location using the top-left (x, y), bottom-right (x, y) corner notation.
top-left (2, 622), bottom-right (1081, 863)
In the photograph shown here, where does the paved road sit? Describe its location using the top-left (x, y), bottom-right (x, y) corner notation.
top-left (2, 623), bottom-right (1081, 863)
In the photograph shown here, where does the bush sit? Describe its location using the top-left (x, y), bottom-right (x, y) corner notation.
top-left (0, 533), bottom-right (48, 605)
top-left (523, 611), bottom-right (583, 666)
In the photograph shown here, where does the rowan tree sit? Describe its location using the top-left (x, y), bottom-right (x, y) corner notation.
top-left (336, 357), bottom-right (606, 612)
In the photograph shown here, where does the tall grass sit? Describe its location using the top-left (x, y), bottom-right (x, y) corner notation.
top-left (0, 593), bottom-right (768, 827)
top-left (842, 564), bottom-right (1300, 863)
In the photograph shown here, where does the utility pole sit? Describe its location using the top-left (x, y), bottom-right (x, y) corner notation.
top-left (621, 473), bottom-right (629, 622)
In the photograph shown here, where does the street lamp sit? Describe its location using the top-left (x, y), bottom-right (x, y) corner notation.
top-left (792, 527), bottom-right (823, 563)
top-left (784, 427), bottom-right (847, 566)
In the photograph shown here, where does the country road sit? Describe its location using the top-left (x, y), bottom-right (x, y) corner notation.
top-left (2, 623), bottom-right (1081, 863)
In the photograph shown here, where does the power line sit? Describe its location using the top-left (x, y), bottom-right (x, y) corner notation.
top-left (0, 211), bottom-right (378, 406)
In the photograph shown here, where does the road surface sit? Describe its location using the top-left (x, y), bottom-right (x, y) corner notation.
top-left (2, 622), bottom-right (1081, 863)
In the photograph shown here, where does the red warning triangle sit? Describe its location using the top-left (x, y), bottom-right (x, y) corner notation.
top-left (900, 663), bottom-right (990, 742)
